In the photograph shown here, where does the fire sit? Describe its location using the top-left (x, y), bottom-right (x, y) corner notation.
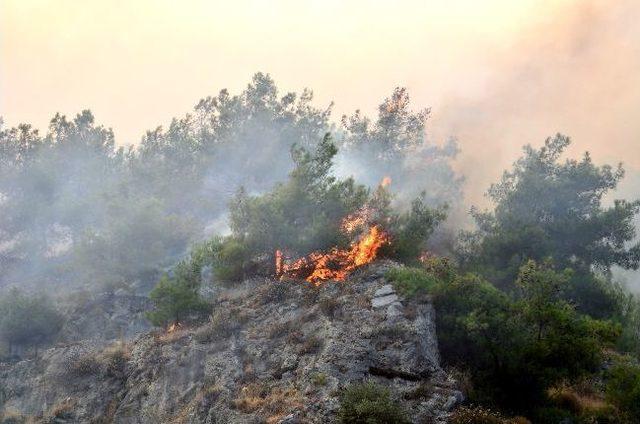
top-left (380, 176), bottom-right (392, 188)
top-left (340, 206), bottom-right (373, 234)
top-left (167, 322), bottom-right (182, 333)
top-left (276, 224), bottom-right (389, 285)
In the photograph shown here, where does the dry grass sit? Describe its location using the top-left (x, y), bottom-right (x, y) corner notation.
top-left (156, 326), bottom-right (190, 344)
top-left (297, 335), bottom-right (323, 355)
top-left (449, 406), bottom-right (531, 424)
top-left (1, 408), bottom-right (27, 424)
top-left (548, 384), bottom-right (609, 416)
top-left (267, 319), bottom-right (296, 339)
top-left (233, 382), bottom-right (303, 422)
top-left (46, 398), bottom-right (77, 421)
top-left (257, 281), bottom-right (292, 305)
top-left (318, 296), bottom-right (340, 318)
top-left (194, 309), bottom-right (241, 343)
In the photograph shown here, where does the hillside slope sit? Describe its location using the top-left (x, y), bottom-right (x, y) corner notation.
top-left (0, 262), bottom-right (462, 423)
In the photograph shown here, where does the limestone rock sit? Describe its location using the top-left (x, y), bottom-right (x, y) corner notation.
top-left (0, 261), bottom-right (459, 423)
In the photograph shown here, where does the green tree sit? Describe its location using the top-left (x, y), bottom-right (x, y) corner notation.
top-left (72, 196), bottom-right (196, 291)
top-left (462, 134), bottom-right (639, 285)
top-left (0, 288), bottom-right (64, 356)
top-left (401, 260), bottom-right (618, 412)
top-left (145, 276), bottom-right (209, 327)
top-left (340, 87), bottom-right (461, 208)
top-left (386, 194), bottom-right (447, 262)
top-left (605, 358), bottom-right (640, 422)
top-left (229, 133), bottom-right (369, 261)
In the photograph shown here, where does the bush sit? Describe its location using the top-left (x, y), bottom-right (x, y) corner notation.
top-left (146, 275), bottom-right (210, 327)
top-left (337, 381), bottom-right (408, 424)
top-left (318, 296), bottom-right (340, 318)
top-left (311, 372), bottom-right (328, 386)
top-left (0, 288), bottom-right (64, 356)
top-left (259, 281), bottom-right (291, 305)
top-left (229, 134), bottom-right (369, 264)
top-left (1, 409), bottom-right (26, 424)
top-left (69, 352), bottom-right (101, 377)
top-left (298, 335), bottom-right (323, 355)
top-left (385, 195), bottom-right (447, 263)
top-left (267, 320), bottom-right (296, 339)
top-left (450, 406), bottom-right (531, 424)
top-left (605, 358), bottom-right (640, 422)
top-left (102, 344), bottom-right (130, 378)
top-left (193, 310), bottom-right (240, 343)
top-left (386, 267), bottom-right (439, 297)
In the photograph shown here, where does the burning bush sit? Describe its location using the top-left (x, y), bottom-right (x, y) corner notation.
top-left (145, 132), bottom-right (448, 318)
top-left (228, 134), bottom-right (369, 268)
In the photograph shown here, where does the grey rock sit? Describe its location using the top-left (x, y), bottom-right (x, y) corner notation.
top-left (0, 262), bottom-right (459, 423)
top-left (371, 293), bottom-right (399, 308)
top-left (374, 284), bottom-right (395, 297)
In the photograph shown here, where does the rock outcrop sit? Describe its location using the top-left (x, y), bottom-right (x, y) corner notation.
top-left (0, 262), bottom-right (461, 423)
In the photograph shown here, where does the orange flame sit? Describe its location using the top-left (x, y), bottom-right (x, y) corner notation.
top-left (340, 206), bottom-right (373, 234)
top-left (276, 225), bottom-right (389, 285)
top-left (167, 322), bottom-right (181, 333)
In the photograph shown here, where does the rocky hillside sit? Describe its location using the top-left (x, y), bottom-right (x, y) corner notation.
top-left (0, 262), bottom-right (462, 423)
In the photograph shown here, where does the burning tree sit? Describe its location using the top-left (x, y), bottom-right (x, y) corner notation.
top-left (226, 134), bottom-right (446, 284)
top-left (228, 133), bottom-right (370, 269)
top-left (145, 132), bottom-right (449, 330)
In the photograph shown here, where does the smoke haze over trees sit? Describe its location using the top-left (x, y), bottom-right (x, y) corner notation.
top-left (0, 74), bottom-right (462, 293)
top-left (1, 71), bottom-right (640, 422)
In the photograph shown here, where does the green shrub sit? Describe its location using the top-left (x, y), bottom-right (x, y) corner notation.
top-left (605, 358), bottom-right (640, 422)
top-left (311, 372), bottom-right (328, 386)
top-left (385, 267), bottom-right (438, 297)
top-left (337, 381), bottom-right (408, 424)
top-left (213, 238), bottom-right (248, 282)
top-left (385, 195), bottom-right (446, 263)
top-left (146, 275), bottom-right (210, 327)
top-left (433, 262), bottom-right (612, 412)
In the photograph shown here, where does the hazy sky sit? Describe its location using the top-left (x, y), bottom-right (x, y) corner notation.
top-left (2, 0), bottom-right (639, 203)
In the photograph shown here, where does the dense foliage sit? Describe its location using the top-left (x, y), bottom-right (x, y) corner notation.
top-left (229, 134), bottom-right (369, 260)
top-left (387, 260), bottom-right (618, 413)
top-left (0, 287), bottom-right (64, 356)
top-left (604, 357), bottom-right (640, 423)
top-left (1, 75), bottom-right (639, 422)
top-left (338, 381), bottom-right (408, 424)
top-left (0, 74), bottom-right (459, 294)
top-left (461, 134), bottom-right (640, 289)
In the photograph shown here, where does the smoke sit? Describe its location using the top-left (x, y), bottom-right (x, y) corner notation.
top-left (1, 0), bottom-right (639, 293)
top-left (430, 0), bottom-right (640, 206)
top-left (424, 0), bottom-right (640, 290)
